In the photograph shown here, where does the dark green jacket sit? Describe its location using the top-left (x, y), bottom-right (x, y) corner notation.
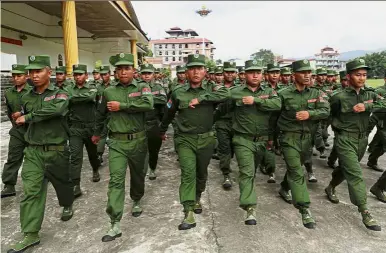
top-left (67, 82), bottom-right (98, 126)
top-left (145, 80), bottom-right (167, 123)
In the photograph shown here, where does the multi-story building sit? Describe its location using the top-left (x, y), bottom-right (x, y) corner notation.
top-left (149, 27), bottom-right (216, 67)
top-left (315, 46), bottom-right (346, 70)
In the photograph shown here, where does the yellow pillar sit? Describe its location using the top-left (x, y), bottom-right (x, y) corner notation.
top-left (130, 39), bottom-right (138, 68)
top-left (62, 1), bottom-right (79, 76)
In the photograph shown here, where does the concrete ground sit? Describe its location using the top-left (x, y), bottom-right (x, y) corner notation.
top-left (1, 120), bottom-right (385, 253)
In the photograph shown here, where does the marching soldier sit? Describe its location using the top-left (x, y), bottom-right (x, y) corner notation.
top-left (91, 68), bottom-right (102, 86)
top-left (54, 66), bottom-right (72, 89)
top-left (214, 66), bottom-right (224, 84)
top-left (1, 64), bottom-right (31, 198)
top-left (279, 67), bottom-right (292, 86)
top-left (168, 65), bottom-right (187, 96)
top-left (236, 67), bottom-right (246, 85)
top-left (160, 54), bottom-right (229, 230)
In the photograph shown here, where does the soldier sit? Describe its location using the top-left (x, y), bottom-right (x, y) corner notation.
top-left (280, 67), bottom-right (292, 86)
top-left (140, 63), bottom-right (167, 180)
top-left (67, 64), bottom-right (101, 199)
top-left (214, 66), bottom-right (224, 84)
top-left (91, 68), bottom-right (102, 86)
top-left (92, 53), bottom-right (153, 242)
top-left (96, 65), bottom-right (115, 164)
top-left (1, 64), bottom-right (31, 198)
top-left (325, 59), bottom-right (385, 231)
top-left (154, 68), bottom-right (161, 82)
top-left (311, 69), bottom-right (316, 85)
top-left (160, 54), bottom-right (229, 230)
top-left (235, 67), bottom-right (246, 85)
top-left (54, 66), bottom-right (72, 89)
top-left (224, 59), bottom-right (281, 224)
top-left (277, 59), bottom-right (330, 229)
top-left (214, 61), bottom-right (237, 189)
top-left (168, 65), bottom-right (187, 96)
top-left (8, 55), bottom-right (74, 253)
top-left (209, 67), bottom-right (216, 83)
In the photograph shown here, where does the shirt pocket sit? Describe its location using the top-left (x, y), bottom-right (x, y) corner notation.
top-left (178, 99), bottom-right (190, 109)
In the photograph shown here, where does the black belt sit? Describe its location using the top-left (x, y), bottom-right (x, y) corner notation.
top-left (109, 131), bottom-right (146, 140)
top-left (30, 144), bottom-right (66, 152)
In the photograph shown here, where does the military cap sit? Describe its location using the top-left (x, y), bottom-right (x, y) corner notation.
top-left (238, 67), bottom-right (245, 73)
top-left (154, 68), bottom-right (160, 73)
top-left (186, 54), bottom-right (206, 67)
top-left (25, 55), bottom-right (51, 70)
top-left (176, 65), bottom-right (186, 73)
top-left (223, 61), bottom-right (237, 72)
top-left (266, 63), bottom-right (281, 72)
top-left (292, 59), bottom-right (312, 72)
top-left (100, 65), bottom-right (111, 74)
top-left (280, 67), bottom-right (292, 75)
top-left (11, 64), bottom-right (28, 74)
top-left (215, 66), bottom-right (223, 74)
top-left (334, 70), bottom-right (339, 76)
top-left (339, 70), bottom-right (347, 80)
top-left (55, 66), bottom-right (66, 74)
top-left (327, 69), bottom-right (335, 76)
top-left (140, 63), bottom-right (154, 73)
top-left (245, 59), bottom-right (263, 71)
top-left (316, 67), bottom-right (327, 75)
top-left (346, 58), bottom-right (370, 73)
top-left (73, 64), bottom-right (87, 74)
top-left (92, 68), bottom-right (100, 73)
top-left (311, 69), bottom-right (316, 75)
top-left (110, 53), bottom-right (134, 66)
top-left (208, 67), bottom-right (215, 74)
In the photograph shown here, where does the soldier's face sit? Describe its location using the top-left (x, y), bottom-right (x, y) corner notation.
top-left (239, 73), bottom-right (245, 81)
top-left (215, 74), bottom-right (224, 83)
top-left (93, 73), bottom-right (101, 80)
top-left (101, 73), bottom-right (110, 83)
top-left (224, 71), bottom-right (236, 82)
top-left (177, 73), bottom-right (186, 81)
top-left (29, 67), bottom-right (52, 87)
top-left (74, 73), bottom-right (88, 85)
top-left (268, 71), bottom-right (280, 84)
top-left (210, 74), bottom-right (215, 81)
top-left (187, 66), bottom-right (206, 84)
top-left (341, 79), bottom-right (349, 88)
top-left (56, 73), bottom-right (66, 82)
top-left (117, 65), bottom-right (134, 84)
top-left (281, 74), bottom-right (290, 84)
top-left (348, 69), bottom-right (367, 89)
top-left (327, 76), bottom-right (333, 83)
top-left (294, 70), bottom-right (312, 86)
top-left (12, 74), bottom-right (28, 86)
top-left (140, 72), bottom-right (154, 83)
top-left (245, 70), bottom-right (262, 87)
top-left (264, 74), bottom-right (268, 80)
top-left (317, 74), bottom-right (326, 83)
top-left (134, 72), bottom-right (139, 79)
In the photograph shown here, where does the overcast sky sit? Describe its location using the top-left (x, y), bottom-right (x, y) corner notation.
top-left (132, 1), bottom-right (386, 61)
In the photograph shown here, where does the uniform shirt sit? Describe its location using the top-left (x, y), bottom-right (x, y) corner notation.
top-left (145, 80), bottom-right (167, 122)
top-left (55, 79), bottom-right (73, 91)
top-left (95, 79), bottom-right (153, 135)
top-left (22, 84), bottom-right (70, 145)
top-left (214, 81), bottom-right (237, 122)
top-left (160, 81), bottom-right (229, 134)
top-left (278, 85), bottom-right (330, 133)
top-left (4, 83), bottom-right (31, 130)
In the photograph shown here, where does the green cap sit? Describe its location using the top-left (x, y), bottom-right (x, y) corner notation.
top-left (208, 67), bottom-right (215, 74)
top-left (110, 53), bottom-right (134, 66)
top-left (25, 55), bottom-right (51, 70)
top-left (223, 61), bottom-right (237, 72)
top-left (311, 69), bottom-right (316, 75)
top-left (186, 54), bottom-right (206, 67)
top-left (346, 58), bottom-right (370, 73)
top-left (266, 63), bottom-right (281, 72)
top-left (245, 59), bottom-right (263, 71)
top-left (238, 67), bottom-right (245, 73)
top-left (11, 64), bottom-right (27, 74)
top-left (215, 66), bottom-right (223, 74)
top-left (280, 67), bottom-right (292, 75)
top-left (55, 66), bottom-right (66, 74)
top-left (92, 68), bottom-right (100, 73)
top-left (292, 59), bottom-right (312, 72)
top-left (100, 65), bottom-right (110, 74)
top-left (154, 68), bottom-right (160, 73)
top-left (140, 63), bottom-right (154, 73)
top-left (327, 69), bottom-right (335, 76)
top-left (176, 65), bottom-right (186, 73)
top-left (334, 70), bottom-right (339, 76)
top-left (316, 67), bottom-right (327, 75)
top-left (339, 70), bottom-right (347, 80)
top-left (73, 64), bottom-right (87, 74)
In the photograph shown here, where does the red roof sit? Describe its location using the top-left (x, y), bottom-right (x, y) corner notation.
top-left (151, 38), bottom-right (213, 44)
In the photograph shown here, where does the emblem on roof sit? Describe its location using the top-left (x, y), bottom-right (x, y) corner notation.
top-left (30, 56), bottom-right (35, 61)
top-left (120, 53), bottom-right (125, 58)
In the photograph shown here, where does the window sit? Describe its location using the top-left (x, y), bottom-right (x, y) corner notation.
top-left (195, 50), bottom-right (199, 54)
top-left (179, 44), bottom-right (182, 48)
top-left (172, 57), bottom-right (176, 62)
top-left (165, 57), bottom-right (169, 62)
top-left (179, 57), bottom-right (182, 61)
top-left (179, 51), bottom-right (182, 55)
top-left (165, 51), bottom-right (168, 56)
top-left (196, 43), bottom-right (200, 48)
top-left (205, 43), bottom-right (209, 47)
top-left (172, 51), bottom-right (175, 55)
top-left (185, 44), bottom-right (188, 48)
top-left (158, 51), bottom-right (162, 56)
top-left (172, 44), bottom-right (175, 49)
top-left (158, 44), bottom-right (163, 49)
top-left (58, 54), bottom-right (63, 66)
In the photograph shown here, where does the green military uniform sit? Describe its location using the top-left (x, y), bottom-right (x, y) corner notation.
top-left (140, 63), bottom-right (167, 179)
top-left (326, 59), bottom-right (385, 231)
top-left (278, 59), bottom-right (330, 229)
top-left (91, 67), bottom-right (103, 87)
top-left (279, 67), bottom-right (292, 86)
top-left (54, 66), bottom-right (72, 90)
top-left (160, 54), bottom-right (229, 230)
top-left (235, 67), bottom-right (246, 86)
top-left (1, 65), bottom-right (31, 198)
top-left (169, 65), bottom-right (187, 96)
top-left (95, 53), bottom-right (154, 242)
top-left (8, 55), bottom-right (74, 253)
top-left (67, 64), bottom-right (101, 198)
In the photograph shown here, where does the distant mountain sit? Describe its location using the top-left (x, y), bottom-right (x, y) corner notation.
top-left (295, 48), bottom-right (386, 62)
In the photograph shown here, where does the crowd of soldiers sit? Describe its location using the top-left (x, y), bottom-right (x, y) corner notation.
top-left (2, 52), bottom-right (386, 252)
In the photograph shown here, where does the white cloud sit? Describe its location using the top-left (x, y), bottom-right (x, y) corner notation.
top-left (132, 1), bottom-right (386, 60)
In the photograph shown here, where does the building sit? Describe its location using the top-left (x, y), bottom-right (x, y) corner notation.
top-left (315, 46), bottom-right (346, 70)
top-left (148, 27), bottom-right (216, 67)
top-left (1, 1), bottom-right (149, 75)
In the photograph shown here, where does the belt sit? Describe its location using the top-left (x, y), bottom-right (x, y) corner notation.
top-left (109, 131), bottom-right (146, 141)
top-left (281, 132), bottom-right (311, 139)
top-left (239, 134), bottom-right (268, 142)
top-left (180, 131), bottom-right (215, 138)
top-left (30, 144), bottom-right (66, 152)
top-left (336, 131), bottom-right (367, 139)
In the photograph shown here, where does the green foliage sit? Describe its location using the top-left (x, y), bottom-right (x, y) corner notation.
top-left (251, 49), bottom-right (275, 66)
top-left (143, 45), bottom-right (153, 57)
top-left (205, 57), bottom-right (216, 69)
top-left (95, 60), bottom-right (102, 68)
top-left (355, 51), bottom-right (386, 78)
top-left (162, 67), bottom-right (171, 77)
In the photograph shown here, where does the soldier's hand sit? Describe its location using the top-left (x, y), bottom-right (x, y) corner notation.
top-left (15, 115), bottom-right (26, 125)
top-left (353, 103), bottom-right (365, 113)
top-left (91, 135), bottom-right (100, 144)
top-left (107, 101), bottom-right (120, 111)
top-left (242, 96), bottom-right (254, 105)
top-left (160, 133), bottom-right (167, 141)
top-left (296, 111), bottom-right (310, 121)
top-left (11, 111), bottom-right (22, 120)
top-left (189, 98), bottom-right (200, 108)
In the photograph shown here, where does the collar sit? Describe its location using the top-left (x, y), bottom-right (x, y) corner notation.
top-left (116, 79), bottom-right (137, 88)
top-left (12, 83), bottom-right (29, 92)
top-left (243, 84), bottom-right (265, 92)
top-left (74, 81), bottom-right (90, 89)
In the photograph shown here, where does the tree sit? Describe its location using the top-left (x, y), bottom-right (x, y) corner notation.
top-left (250, 49), bottom-right (275, 66)
top-left (205, 57), bottom-right (216, 69)
top-left (143, 44), bottom-right (153, 57)
top-left (355, 51), bottom-right (386, 78)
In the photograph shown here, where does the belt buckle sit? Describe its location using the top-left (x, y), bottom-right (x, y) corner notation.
top-left (127, 134), bottom-right (134, 140)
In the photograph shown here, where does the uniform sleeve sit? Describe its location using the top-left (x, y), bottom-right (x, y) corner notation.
top-left (153, 85), bottom-right (168, 105)
top-left (368, 91), bottom-right (386, 112)
top-left (120, 83), bottom-right (154, 112)
top-left (197, 85), bottom-right (230, 103)
top-left (253, 89), bottom-right (282, 112)
top-left (4, 91), bottom-right (13, 121)
top-left (94, 90), bottom-right (108, 136)
top-left (160, 92), bottom-right (179, 133)
top-left (24, 90), bottom-right (69, 123)
top-left (69, 87), bottom-right (98, 103)
top-left (309, 90), bottom-right (330, 120)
